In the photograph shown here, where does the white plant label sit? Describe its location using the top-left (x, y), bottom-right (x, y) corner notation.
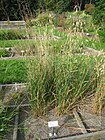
top-left (48, 121), bottom-right (59, 128)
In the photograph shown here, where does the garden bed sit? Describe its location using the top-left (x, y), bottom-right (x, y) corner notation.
top-left (0, 11), bottom-right (105, 140)
top-left (18, 95), bottom-right (105, 140)
top-left (2, 99), bottom-right (105, 140)
top-left (1, 85), bottom-right (105, 140)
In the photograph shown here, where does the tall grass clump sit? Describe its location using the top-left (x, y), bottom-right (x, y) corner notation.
top-left (53, 56), bottom-right (104, 114)
top-left (93, 57), bottom-right (105, 114)
top-left (27, 56), bottom-right (54, 117)
top-left (27, 55), bottom-right (104, 116)
top-left (65, 11), bottom-right (97, 34)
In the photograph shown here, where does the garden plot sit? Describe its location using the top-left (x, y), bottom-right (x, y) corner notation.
top-left (0, 33), bottom-right (105, 59)
top-left (0, 83), bottom-right (27, 105)
top-left (18, 95), bottom-right (105, 140)
top-left (1, 84), bottom-right (105, 140)
top-left (0, 55), bottom-right (105, 139)
top-left (0, 24), bottom-right (105, 59)
top-left (1, 103), bottom-right (105, 140)
top-left (0, 26), bottom-right (104, 57)
top-left (0, 12), bottom-right (105, 140)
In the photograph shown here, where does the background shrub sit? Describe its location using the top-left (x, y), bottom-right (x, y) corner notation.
top-left (97, 25), bottom-right (105, 43)
top-left (28, 12), bottom-right (55, 27)
top-left (92, 0), bottom-right (105, 42)
top-left (92, 0), bottom-right (105, 26)
top-left (85, 4), bottom-right (95, 14)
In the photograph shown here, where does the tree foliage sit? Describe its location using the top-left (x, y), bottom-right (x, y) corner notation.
top-left (0, 0), bottom-right (96, 20)
top-left (92, 0), bottom-right (105, 43)
top-left (0, 0), bottom-right (39, 20)
top-left (92, 0), bottom-right (105, 26)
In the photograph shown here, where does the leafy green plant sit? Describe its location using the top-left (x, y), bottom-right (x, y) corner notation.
top-left (92, 0), bottom-right (105, 43)
top-left (0, 29), bottom-right (27, 40)
top-left (92, 0), bottom-right (105, 26)
top-left (0, 49), bottom-right (10, 57)
top-left (0, 60), bottom-right (27, 84)
top-left (0, 39), bottom-right (36, 48)
top-left (97, 25), bottom-right (105, 43)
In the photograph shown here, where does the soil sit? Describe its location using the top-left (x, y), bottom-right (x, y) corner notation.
top-left (19, 109), bottom-right (82, 140)
top-left (1, 85), bottom-right (105, 140)
top-left (18, 95), bottom-right (105, 140)
top-left (78, 95), bottom-right (105, 131)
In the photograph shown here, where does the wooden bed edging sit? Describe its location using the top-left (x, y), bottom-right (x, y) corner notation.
top-left (0, 21), bottom-right (26, 29)
top-left (73, 109), bottom-right (88, 134)
top-left (13, 107), bottom-right (19, 140)
top-left (0, 83), bottom-right (27, 87)
top-left (55, 130), bottom-right (105, 140)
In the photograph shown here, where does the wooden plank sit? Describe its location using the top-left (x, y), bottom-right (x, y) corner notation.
top-left (73, 109), bottom-right (88, 134)
top-left (0, 21), bottom-right (26, 29)
top-left (55, 130), bottom-right (105, 140)
top-left (0, 83), bottom-right (27, 87)
top-left (13, 107), bottom-right (19, 140)
top-left (0, 21), bottom-right (25, 24)
top-left (0, 86), bottom-right (2, 92)
top-left (7, 104), bottom-right (30, 108)
top-left (0, 55), bottom-right (35, 60)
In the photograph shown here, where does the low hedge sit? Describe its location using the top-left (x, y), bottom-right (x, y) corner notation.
top-left (0, 40), bottom-right (35, 48)
top-left (0, 29), bottom-right (27, 40)
top-left (0, 59), bottom-right (27, 84)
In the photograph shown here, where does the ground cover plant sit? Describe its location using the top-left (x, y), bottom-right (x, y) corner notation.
top-left (0, 49), bottom-right (11, 57)
top-left (0, 89), bottom-right (24, 140)
top-left (71, 35), bottom-right (105, 52)
top-left (0, 40), bottom-right (37, 48)
top-left (0, 29), bottom-right (27, 40)
top-left (0, 59), bottom-right (27, 84)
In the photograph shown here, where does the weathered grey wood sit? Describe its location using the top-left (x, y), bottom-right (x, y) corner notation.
top-left (73, 109), bottom-right (88, 134)
top-left (0, 21), bottom-right (26, 29)
top-left (55, 130), bottom-right (105, 140)
top-left (13, 107), bottom-right (19, 140)
top-left (0, 83), bottom-right (27, 87)
top-left (6, 104), bottom-right (30, 108)
top-left (0, 86), bottom-right (2, 92)
top-left (0, 55), bottom-right (35, 60)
